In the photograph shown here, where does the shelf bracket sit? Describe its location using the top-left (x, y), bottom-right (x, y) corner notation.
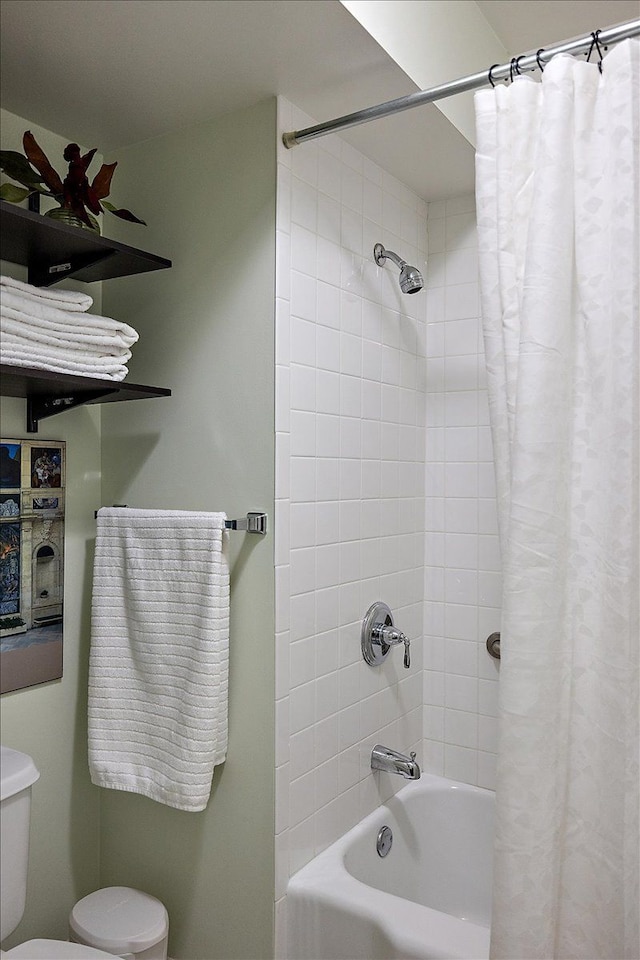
top-left (27, 388), bottom-right (118, 432)
top-left (28, 248), bottom-right (117, 288)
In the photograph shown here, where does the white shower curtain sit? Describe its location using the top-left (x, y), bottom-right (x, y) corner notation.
top-left (475, 40), bottom-right (639, 960)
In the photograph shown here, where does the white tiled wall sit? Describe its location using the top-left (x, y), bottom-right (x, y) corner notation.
top-left (274, 99), bottom-right (502, 956)
top-left (275, 97), bottom-right (428, 954)
top-left (421, 196), bottom-right (501, 790)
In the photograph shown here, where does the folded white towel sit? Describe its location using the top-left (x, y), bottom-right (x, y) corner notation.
top-left (88, 508), bottom-right (230, 812)
top-left (0, 349), bottom-right (129, 381)
top-left (1, 274), bottom-right (93, 311)
top-left (0, 292), bottom-right (139, 346)
top-left (1, 309), bottom-right (136, 355)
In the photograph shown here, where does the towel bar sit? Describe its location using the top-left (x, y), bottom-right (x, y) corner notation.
top-left (225, 512), bottom-right (267, 535)
top-left (94, 507), bottom-right (267, 535)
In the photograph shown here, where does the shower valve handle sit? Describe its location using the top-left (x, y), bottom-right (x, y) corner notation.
top-left (362, 602), bottom-right (414, 670)
top-left (373, 624), bottom-right (411, 669)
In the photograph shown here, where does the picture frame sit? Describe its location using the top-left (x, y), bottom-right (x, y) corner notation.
top-left (0, 439), bottom-right (66, 694)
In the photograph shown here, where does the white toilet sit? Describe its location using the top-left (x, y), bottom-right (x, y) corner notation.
top-left (0, 745), bottom-right (118, 960)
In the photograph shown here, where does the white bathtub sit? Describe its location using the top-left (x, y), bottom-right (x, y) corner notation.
top-left (287, 774), bottom-right (494, 960)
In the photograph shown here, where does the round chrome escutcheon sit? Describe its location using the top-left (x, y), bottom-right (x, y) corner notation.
top-left (376, 824), bottom-right (393, 858)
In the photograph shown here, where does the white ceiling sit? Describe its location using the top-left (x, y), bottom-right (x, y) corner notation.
top-left (1, 0), bottom-right (638, 201)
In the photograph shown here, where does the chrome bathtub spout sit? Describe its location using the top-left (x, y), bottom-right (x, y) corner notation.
top-left (371, 744), bottom-right (421, 779)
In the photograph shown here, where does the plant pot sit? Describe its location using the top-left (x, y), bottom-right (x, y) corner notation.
top-left (44, 205), bottom-right (100, 234)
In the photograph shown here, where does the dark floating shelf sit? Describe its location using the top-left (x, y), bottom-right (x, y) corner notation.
top-left (0, 200), bottom-right (171, 287)
top-left (0, 201), bottom-right (172, 431)
top-left (0, 364), bottom-right (171, 433)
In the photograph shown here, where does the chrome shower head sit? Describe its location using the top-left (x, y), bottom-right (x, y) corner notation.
top-left (374, 243), bottom-right (424, 294)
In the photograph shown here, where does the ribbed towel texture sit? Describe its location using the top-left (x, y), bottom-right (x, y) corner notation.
top-left (88, 508), bottom-right (229, 812)
top-left (0, 275), bottom-right (138, 381)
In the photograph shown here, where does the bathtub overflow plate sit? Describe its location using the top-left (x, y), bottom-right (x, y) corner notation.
top-left (376, 825), bottom-right (393, 858)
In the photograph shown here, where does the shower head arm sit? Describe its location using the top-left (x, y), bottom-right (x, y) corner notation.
top-left (374, 243), bottom-right (406, 269)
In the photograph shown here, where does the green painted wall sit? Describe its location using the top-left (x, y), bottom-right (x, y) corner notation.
top-left (97, 99), bottom-right (277, 960)
top-left (0, 111), bottom-right (103, 947)
top-left (1, 100), bottom-right (276, 959)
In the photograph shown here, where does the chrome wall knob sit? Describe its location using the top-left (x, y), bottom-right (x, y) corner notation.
top-left (362, 602), bottom-right (411, 669)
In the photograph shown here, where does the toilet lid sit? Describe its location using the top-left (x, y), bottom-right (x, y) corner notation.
top-left (70, 887), bottom-right (168, 953)
top-left (2, 939), bottom-right (117, 959)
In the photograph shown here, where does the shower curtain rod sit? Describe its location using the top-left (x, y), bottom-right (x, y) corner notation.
top-left (282, 18), bottom-right (640, 148)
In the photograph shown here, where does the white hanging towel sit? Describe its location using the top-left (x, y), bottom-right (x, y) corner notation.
top-left (88, 507), bottom-right (229, 812)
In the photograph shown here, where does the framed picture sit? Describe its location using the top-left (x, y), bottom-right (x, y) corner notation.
top-left (0, 439), bottom-right (66, 694)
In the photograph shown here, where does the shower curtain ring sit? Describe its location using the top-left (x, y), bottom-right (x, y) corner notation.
top-left (536, 48), bottom-right (546, 73)
top-left (509, 57), bottom-right (525, 82)
top-left (587, 29), bottom-right (604, 73)
top-left (488, 63), bottom-right (500, 88)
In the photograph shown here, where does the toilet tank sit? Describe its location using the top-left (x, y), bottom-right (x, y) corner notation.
top-left (0, 746), bottom-right (40, 942)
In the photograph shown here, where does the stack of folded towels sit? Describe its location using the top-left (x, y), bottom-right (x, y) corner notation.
top-left (0, 275), bottom-right (139, 381)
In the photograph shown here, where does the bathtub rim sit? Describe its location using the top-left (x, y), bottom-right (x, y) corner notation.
top-left (286, 773), bottom-right (493, 960)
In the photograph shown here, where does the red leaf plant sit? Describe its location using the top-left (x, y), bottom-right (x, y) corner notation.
top-left (0, 131), bottom-right (145, 229)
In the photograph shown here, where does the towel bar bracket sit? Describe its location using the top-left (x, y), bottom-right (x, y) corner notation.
top-left (225, 512), bottom-right (267, 535)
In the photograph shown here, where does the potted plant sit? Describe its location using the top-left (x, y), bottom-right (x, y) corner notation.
top-left (0, 131), bottom-right (145, 233)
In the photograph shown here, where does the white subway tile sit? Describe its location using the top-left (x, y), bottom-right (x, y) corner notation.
top-left (477, 751), bottom-right (497, 790)
top-left (290, 684), bottom-right (316, 738)
top-left (316, 458), bottom-right (340, 501)
top-left (291, 178), bottom-right (317, 233)
top-left (445, 246), bottom-right (479, 287)
top-left (316, 586), bottom-right (340, 635)
top-left (289, 770), bottom-right (316, 827)
top-left (444, 462), bottom-right (478, 498)
top-left (446, 603), bottom-right (478, 641)
top-left (445, 282), bottom-right (479, 321)
top-left (427, 216), bottom-right (445, 254)
top-left (290, 547), bottom-right (316, 597)
top-left (290, 592), bottom-right (316, 643)
top-left (479, 534), bottom-right (501, 572)
top-left (315, 756), bottom-right (339, 811)
top-left (317, 192), bottom-right (341, 241)
top-left (276, 696), bottom-right (290, 767)
top-left (316, 414), bottom-right (341, 458)
top-left (478, 497), bottom-right (499, 535)
top-left (445, 498), bottom-right (478, 533)
top-left (342, 164), bottom-right (363, 214)
top-left (478, 570), bottom-right (503, 607)
top-left (445, 194), bottom-right (476, 217)
top-left (276, 229), bottom-right (291, 301)
top-left (444, 744), bottom-right (477, 785)
top-left (445, 674), bottom-right (478, 712)
top-left (445, 533), bottom-right (478, 569)
top-left (445, 638), bottom-right (479, 677)
top-left (316, 369), bottom-right (340, 414)
top-left (291, 314), bottom-right (316, 365)
top-left (445, 211), bottom-right (477, 252)
top-left (316, 501), bottom-right (340, 545)
top-left (317, 148), bottom-right (342, 200)
top-left (317, 281), bottom-right (341, 331)
top-left (290, 634), bottom-right (316, 689)
top-left (290, 410), bottom-right (316, 457)
top-left (316, 236), bottom-right (342, 286)
top-left (315, 628), bottom-right (339, 678)
top-left (292, 266), bottom-right (318, 324)
top-left (445, 568), bottom-right (478, 605)
top-left (315, 714), bottom-right (338, 766)
top-left (428, 199), bottom-right (446, 220)
top-left (290, 456), bottom-right (316, 503)
top-left (445, 708), bottom-right (478, 748)
top-left (338, 703), bottom-right (360, 751)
